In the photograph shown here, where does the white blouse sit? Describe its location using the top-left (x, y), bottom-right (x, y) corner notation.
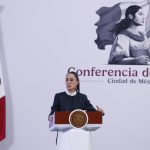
top-left (108, 31), bottom-right (150, 64)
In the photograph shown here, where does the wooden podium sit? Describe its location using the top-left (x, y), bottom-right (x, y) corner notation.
top-left (49, 110), bottom-right (103, 150)
top-left (49, 111), bottom-right (102, 131)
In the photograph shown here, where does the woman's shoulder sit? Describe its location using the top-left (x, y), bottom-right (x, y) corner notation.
top-left (55, 92), bottom-right (66, 97)
top-left (116, 33), bottom-right (130, 41)
top-left (113, 33), bottom-right (130, 45)
top-left (77, 92), bottom-right (87, 98)
top-left (117, 33), bottom-right (129, 38)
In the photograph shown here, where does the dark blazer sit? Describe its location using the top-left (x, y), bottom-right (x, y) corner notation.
top-left (50, 92), bottom-right (96, 115)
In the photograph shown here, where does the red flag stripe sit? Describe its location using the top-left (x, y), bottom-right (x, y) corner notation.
top-left (0, 96), bottom-right (6, 141)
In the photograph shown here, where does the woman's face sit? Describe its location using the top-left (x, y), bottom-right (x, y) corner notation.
top-left (133, 9), bottom-right (145, 26)
top-left (66, 73), bottom-right (79, 92)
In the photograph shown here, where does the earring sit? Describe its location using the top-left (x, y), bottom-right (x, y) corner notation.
top-left (129, 14), bottom-right (133, 20)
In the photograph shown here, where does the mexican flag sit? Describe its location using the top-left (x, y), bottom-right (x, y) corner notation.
top-left (0, 60), bottom-right (6, 141)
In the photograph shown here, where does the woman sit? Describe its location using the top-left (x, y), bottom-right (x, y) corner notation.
top-left (108, 5), bottom-right (150, 65)
top-left (48, 71), bottom-right (104, 120)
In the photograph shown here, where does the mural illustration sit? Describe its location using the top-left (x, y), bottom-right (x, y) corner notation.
top-left (95, 0), bottom-right (150, 65)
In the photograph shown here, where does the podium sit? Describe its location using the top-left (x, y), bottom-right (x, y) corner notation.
top-left (49, 110), bottom-right (103, 150)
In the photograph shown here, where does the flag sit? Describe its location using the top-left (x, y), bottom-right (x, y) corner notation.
top-left (95, 1), bottom-right (150, 50)
top-left (95, 3), bottom-right (121, 50)
top-left (0, 60), bottom-right (6, 141)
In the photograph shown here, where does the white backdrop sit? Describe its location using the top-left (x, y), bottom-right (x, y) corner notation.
top-left (0, 0), bottom-right (150, 150)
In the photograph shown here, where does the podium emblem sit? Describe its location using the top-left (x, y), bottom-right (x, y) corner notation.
top-left (69, 109), bottom-right (88, 128)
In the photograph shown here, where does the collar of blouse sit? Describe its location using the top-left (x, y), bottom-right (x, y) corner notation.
top-left (66, 90), bottom-right (77, 96)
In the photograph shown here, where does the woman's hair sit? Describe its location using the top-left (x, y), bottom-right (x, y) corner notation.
top-left (67, 71), bottom-right (80, 92)
top-left (115, 5), bottom-right (142, 35)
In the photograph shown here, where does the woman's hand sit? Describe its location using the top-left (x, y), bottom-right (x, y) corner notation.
top-left (135, 55), bottom-right (149, 65)
top-left (96, 105), bottom-right (105, 115)
top-left (48, 115), bottom-right (53, 123)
